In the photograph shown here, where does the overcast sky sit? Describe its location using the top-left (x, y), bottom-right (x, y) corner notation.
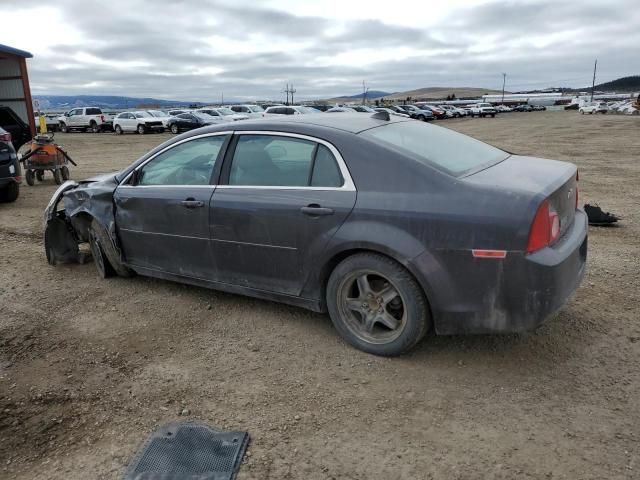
top-left (1, 0), bottom-right (638, 101)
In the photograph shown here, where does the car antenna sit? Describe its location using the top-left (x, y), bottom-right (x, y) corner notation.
top-left (371, 110), bottom-right (390, 121)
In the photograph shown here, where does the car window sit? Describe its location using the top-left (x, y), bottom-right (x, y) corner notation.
top-left (311, 145), bottom-right (343, 187)
top-left (137, 135), bottom-right (227, 186)
top-left (229, 135), bottom-right (317, 187)
top-left (86, 108), bottom-right (102, 115)
top-left (361, 121), bottom-right (509, 176)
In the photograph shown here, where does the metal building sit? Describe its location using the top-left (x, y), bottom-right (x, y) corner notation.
top-left (0, 44), bottom-right (36, 136)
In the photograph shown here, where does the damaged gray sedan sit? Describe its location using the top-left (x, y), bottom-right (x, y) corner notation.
top-left (44, 112), bottom-right (587, 356)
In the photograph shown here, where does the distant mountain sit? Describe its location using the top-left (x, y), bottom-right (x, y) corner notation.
top-left (593, 76), bottom-right (640, 92)
top-left (385, 87), bottom-right (506, 100)
top-left (33, 95), bottom-right (202, 110)
top-left (325, 86), bottom-right (506, 103)
top-left (341, 90), bottom-right (392, 99)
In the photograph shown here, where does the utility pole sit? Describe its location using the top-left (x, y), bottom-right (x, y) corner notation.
top-left (221, 91), bottom-right (224, 106)
top-left (590, 59), bottom-right (597, 102)
top-left (501, 73), bottom-right (506, 104)
top-left (362, 80), bottom-right (370, 105)
top-left (290, 84), bottom-right (296, 105)
top-left (283, 84), bottom-right (289, 105)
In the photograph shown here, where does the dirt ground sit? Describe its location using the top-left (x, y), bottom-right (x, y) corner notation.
top-left (1, 111), bottom-right (638, 479)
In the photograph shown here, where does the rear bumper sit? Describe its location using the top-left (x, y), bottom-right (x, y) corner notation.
top-left (416, 210), bottom-right (588, 335)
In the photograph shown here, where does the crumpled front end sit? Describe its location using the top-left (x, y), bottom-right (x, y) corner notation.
top-left (44, 181), bottom-right (85, 265)
top-left (43, 173), bottom-right (120, 265)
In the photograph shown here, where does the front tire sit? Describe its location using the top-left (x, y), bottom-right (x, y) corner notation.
top-left (89, 219), bottom-right (133, 278)
top-left (326, 253), bottom-right (430, 356)
top-left (61, 166), bottom-right (70, 181)
top-left (53, 168), bottom-right (62, 185)
top-left (170, 124), bottom-right (179, 134)
top-left (115, 125), bottom-right (123, 135)
top-left (25, 169), bottom-right (35, 186)
top-left (137, 124), bottom-right (146, 134)
top-left (59, 122), bottom-right (68, 133)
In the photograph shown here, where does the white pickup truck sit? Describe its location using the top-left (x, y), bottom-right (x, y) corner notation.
top-left (468, 103), bottom-right (497, 118)
top-left (58, 107), bottom-right (114, 133)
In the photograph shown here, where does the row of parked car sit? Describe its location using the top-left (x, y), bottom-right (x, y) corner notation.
top-left (577, 100), bottom-right (639, 115)
top-left (48, 100), bottom-right (551, 137)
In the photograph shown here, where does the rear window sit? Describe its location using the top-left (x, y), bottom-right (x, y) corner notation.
top-left (86, 108), bottom-right (102, 115)
top-left (361, 121), bottom-right (509, 176)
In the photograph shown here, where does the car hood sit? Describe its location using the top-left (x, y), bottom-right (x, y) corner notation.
top-left (79, 171), bottom-right (121, 185)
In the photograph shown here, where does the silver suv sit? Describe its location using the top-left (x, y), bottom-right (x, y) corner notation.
top-left (229, 104), bottom-right (265, 118)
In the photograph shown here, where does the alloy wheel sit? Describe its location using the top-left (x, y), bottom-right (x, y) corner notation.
top-left (338, 270), bottom-right (406, 344)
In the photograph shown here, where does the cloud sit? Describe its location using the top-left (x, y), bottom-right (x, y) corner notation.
top-left (1, 0), bottom-right (639, 101)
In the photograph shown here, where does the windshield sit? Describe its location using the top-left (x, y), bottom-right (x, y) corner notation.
top-left (193, 112), bottom-right (215, 120)
top-left (298, 107), bottom-right (320, 114)
top-left (248, 105), bottom-right (264, 112)
top-left (134, 112), bottom-right (152, 118)
top-left (361, 121), bottom-right (509, 176)
top-left (147, 110), bottom-right (166, 117)
top-left (217, 108), bottom-right (235, 116)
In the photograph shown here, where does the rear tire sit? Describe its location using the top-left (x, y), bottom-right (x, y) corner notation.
top-left (25, 169), bottom-right (35, 186)
top-left (36, 170), bottom-right (45, 182)
top-left (90, 121), bottom-right (100, 133)
top-left (89, 219), bottom-right (133, 278)
top-left (326, 253), bottom-right (430, 356)
top-left (0, 182), bottom-right (19, 202)
top-left (61, 166), bottom-right (70, 181)
top-left (59, 122), bottom-right (68, 133)
top-left (115, 125), bottom-right (123, 135)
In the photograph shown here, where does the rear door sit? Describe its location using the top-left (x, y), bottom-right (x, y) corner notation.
top-left (114, 133), bottom-right (230, 278)
top-left (209, 132), bottom-right (356, 295)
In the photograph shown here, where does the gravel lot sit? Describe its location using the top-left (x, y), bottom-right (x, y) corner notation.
top-left (1, 111), bottom-right (638, 479)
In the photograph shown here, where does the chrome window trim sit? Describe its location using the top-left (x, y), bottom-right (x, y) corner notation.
top-left (120, 131), bottom-right (234, 186)
top-left (219, 130), bottom-right (356, 192)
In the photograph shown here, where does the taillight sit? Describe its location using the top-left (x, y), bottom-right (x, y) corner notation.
top-left (101, 115), bottom-right (105, 122)
top-left (0, 132), bottom-right (11, 142)
top-left (527, 199), bottom-right (560, 253)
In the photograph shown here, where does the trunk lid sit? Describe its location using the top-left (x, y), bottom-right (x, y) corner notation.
top-left (465, 155), bottom-right (578, 240)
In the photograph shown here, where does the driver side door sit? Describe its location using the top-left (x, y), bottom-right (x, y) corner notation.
top-left (114, 133), bottom-right (230, 279)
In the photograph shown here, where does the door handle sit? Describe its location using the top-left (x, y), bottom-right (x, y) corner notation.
top-left (300, 204), bottom-right (334, 216)
top-left (180, 198), bottom-right (204, 209)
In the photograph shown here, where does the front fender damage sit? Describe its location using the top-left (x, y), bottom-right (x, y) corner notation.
top-left (43, 176), bottom-right (119, 265)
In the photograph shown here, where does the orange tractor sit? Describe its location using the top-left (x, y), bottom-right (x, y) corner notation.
top-left (20, 115), bottom-right (76, 185)
top-left (21, 133), bottom-right (76, 185)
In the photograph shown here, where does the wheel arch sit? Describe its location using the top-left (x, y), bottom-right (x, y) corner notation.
top-left (308, 243), bottom-right (436, 318)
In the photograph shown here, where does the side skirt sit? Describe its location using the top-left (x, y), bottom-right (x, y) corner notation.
top-left (128, 264), bottom-right (324, 313)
